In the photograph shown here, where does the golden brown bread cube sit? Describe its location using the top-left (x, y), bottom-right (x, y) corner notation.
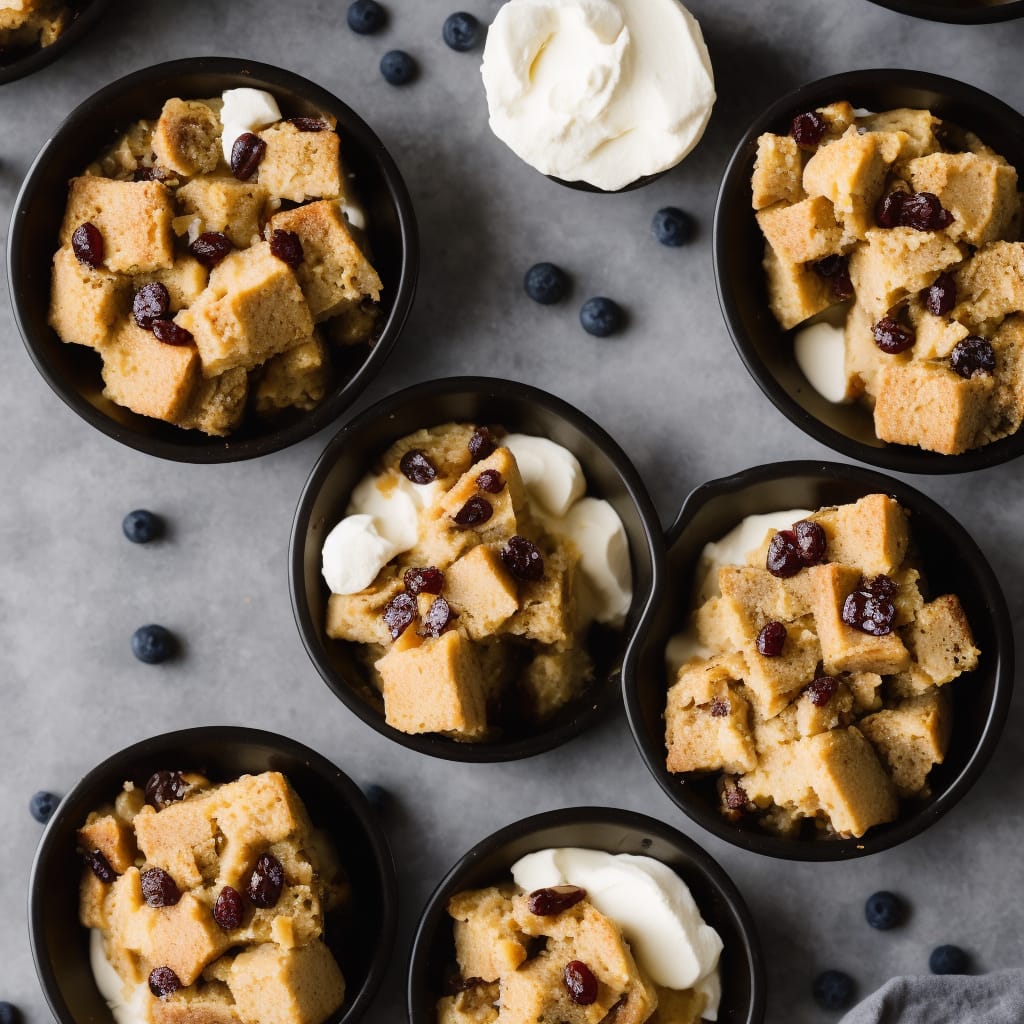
top-left (133, 797), bottom-right (218, 890)
top-left (49, 245), bottom-right (130, 350)
top-left (176, 176), bottom-right (269, 249)
top-left (740, 620), bottom-right (822, 717)
top-left (435, 446), bottom-right (530, 546)
top-left (987, 315), bottom-right (1024, 442)
top-left (903, 594), bottom-right (980, 687)
top-left (325, 568), bottom-right (404, 645)
top-left (857, 107), bottom-right (941, 162)
top-left (954, 240), bottom-right (1024, 326)
top-left (908, 299), bottom-right (970, 360)
top-left (437, 983), bottom-right (500, 1024)
top-left (78, 812), bottom-right (137, 874)
top-left (763, 243), bottom-right (834, 330)
top-left (794, 679), bottom-right (855, 737)
top-left (847, 671), bottom-right (884, 713)
top-left (257, 121), bottom-right (343, 203)
top-left (756, 196), bottom-right (843, 263)
top-left (59, 177), bottom-right (175, 273)
top-left (751, 133), bottom-right (804, 210)
top-left (376, 629), bottom-right (488, 737)
top-left (647, 985), bottom-right (707, 1024)
top-left (139, 893), bottom-right (233, 986)
top-left (152, 99), bottom-right (223, 177)
top-left (860, 690), bottom-right (951, 796)
top-left (268, 201), bottom-right (382, 321)
top-left (843, 298), bottom-right (897, 394)
top-left (443, 544), bottom-right (519, 640)
top-left (175, 367), bottom-right (248, 436)
top-left (381, 423), bottom-right (478, 486)
top-left (135, 257), bottom-right (209, 312)
top-left (253, 334), bottom-right (330, 415)
top-left (717, 565), bottom-right (811, 638)
top-left (79, 867), bottom-right (111, 929)
top-left (150, 981), bottom-right (241, 1024)
top-left (86, 120), bottom-right (156, 179)
top-left (520, 645), bottom-right (592, 719)
top-left (501, 539), bottom-right (579, 646)
top-left (448, 887), bottom-right (527, 983)
top-left (809, 494), bottom-right (910, 576)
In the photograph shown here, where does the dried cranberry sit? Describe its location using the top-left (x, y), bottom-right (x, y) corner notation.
top-left (564, 960), bottom-right (599, 1005)
top-left (383, 592), bottom-right (417, 640)
top-left (813, 255), bottom-right (854, 300)
top-left (230, 132), bottom-right (266, 181)
top-left (951, 336), bottom-right (996, 379)
top-left (924, 272), bottom-right (957, 317)
top-left (865, 575), bottom-right (897, 599)
top-left (247, 852), bottom-right (285, 909)
top-left (709, 698), bottom-right (730, 718)
top-left (84, 849), bottom-right (117, 883)
top-left (141, 868), bottom-right (181, 908)
top-left (213, 885), bottom-right (244, 930)
top-left (805, 676), bottom-right (840, 707)
top-left (876, 190), bottom-right (908, 228)
top-left (528, 885), bottom-right (587, 916)
top-left (790, 111), bottom-right (828, 149)
top-left (500, 536), bottom-right (544, 582)
top-left (148, 967), bottom-right (181, 998)
top-left (71, 222), bottom-right (104, 269)
top-left (152, 320), bottom-right (194, 347)
top-left (287, 116), bottom-right (330, 132)
top-left (766, 530), bottom-right (802, 578)
top-left (756, 620), bottom-right (787, 657)
top-left (872, 316), bottom-right (915, 355)
top-left (132, 282), bottom-right (171, 331)
top-left (269, 229), bottom-right (304, 268)
top-left (900, 191), bottom-right (953, 232)
top-left (468, 427), bottom-right (496, 462)
top-left (399, 449), bottom-right (437, 484)
top-left (841, 577), bottom-right (896, 636)
top-left (831, 270), bottom-right (855, 301)
top-left (420, 597), bottom-right (452, 638)
top-left (794, 520), bottom-right (827, 565)
top-left (189, 231), bottom-right (233, 269)
top-left (476, 470), bottom-right (504, 494)
top-left (403, 566), bottom-right (444, 595)
top-left (452, 496), bottom-right (493, 527)
top-left (145, 770), bottom-right (189, 810)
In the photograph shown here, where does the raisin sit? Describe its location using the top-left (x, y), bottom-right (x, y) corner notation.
top-left (132, 166), bottom-right (171, 182)
top-left (866, 575), bottom-right (897, 599)
top-left (564, 961), bottom-right (599, 1005)
top-left (756, 620), bottom-right (786, 657)
top-left (709, 698), bottom-right (730, 717)
top-left (269, 229), bottom-right (304, 267)
top-left (468, 427), bottom-right (496, 462)
top-left (872, 315), bottom-right (915, 355)
top-left (420, 597), bottom-right (452, 638)
top-left (84, 849), bottom-right (117, 883)
top-left (287, 117), bottom-right (330, 132)
top-left (230, 132), bottom-right (266, 181)
top-left (148, 967), bottom-right (181, 998)
top-left (794, 519), bottom-right (827, 565)
top-left (403, 566), bottom-right (444, 595)
top-left (71, 222), bottom-right (104, 269)
top-left (476, 470), bottom-right (505, 494)
top-left (383, 592), bottom-right (417, 640)
top-left (452, 496), bottom-right (493, 527)
top-left (399, 449), bottom-right (437, 484)
top-left (900, 191), bottom-right (953, 231)
top-left (805, 676), bottom-right (840, 707)
top-left (924, 272), bottom-right (957, 317)
top-left (528, 885), bottom-right (587, 916)
top-left (145, 770), bottom-right (189, 809)
top-left (213, 885), bottom-right (244, 930)
top-left (247, 852), bottom-right (285, 909)
top-left (841, 576), bottom-right (897, 636)
top-left (132, 282), bottom-right (171, 331)
top-left (790, 111), bottom-right (828, 149)
top-left (500, 535), bottom-right (544, 581)
top-left (141, 868), bottom-right (181, 908)
top-left (812, 254), bottom-right (854, 300)
top-left (152, 320), bottom-right (194, 346)
top-left (766, 530), bottom-right (802, 578)
top-left (950, 336), bottom-right (996, 379)
top-left (189, 231), bottom-right (232, 269)
top-left (876, 190), bottom-right (908, 228)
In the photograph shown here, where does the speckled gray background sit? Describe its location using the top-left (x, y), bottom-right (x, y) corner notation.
top-left (1, 1), bottom-right (1023, 1021)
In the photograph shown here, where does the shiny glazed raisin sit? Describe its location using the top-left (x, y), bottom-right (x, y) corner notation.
top-left (528, 885), bottom-right (587, 916)
top-left (420, 597), bottom-right (452, 638)
top-left (805, 676), bottom-right (840, 707)
top-left (766, 530), bottom-right (802, 578)
top-left (145, 770), bottom-right (189, 809)
top-left (287, 117), bottom-right (330, 132)
top-left (872, 316), bottom-right (915, 355)
top-left (924, 272), bottom-right (957, 316)
top-left (500, 535), bottom-right (544, 581)
top-left (564, 961), bottom-right (599, 1005)
top-left (452, 496), bottom-right (493, 527)
top-left (247, 852), bottom-right (285, 909)
top-left (141, 868), bottom-right (181, 908)
top-left (383, 592), bottom-right (417, 640)
top-left (950, 336), bottom-right (996, 379)
top-left (213, 885), bottom-right (244, 930)
top-left (399, 449), bottom-right (437, 484)
top-left (152, 320), bottom-right (194, 346)
top-left (404, 566), bottom-right (444, 595)
top-left (468, 427), bottom-right (497, 462)
top-left (189, 231), bottom-right (232, 269)
top-left (709, 698), bottom-right (730, 717)
top-left (269, 229), bottom-right (304, 267)
top-left (756, 620), bottom-right (787, 657)
top-left (71, 222), bottom-right (104, 268)
top-left (476, 470), bottom-right (504, 494)
top-left (791, 111), bottom-right (827, 148)
top-left (794, 520), bottom-right (827, 565)
top-left (148, 967), bottom-right (181, 998)
top-left (84, 849), bottom-right (117, 883)
top-left (230, 132), bottom-right (266, 181)
top-left (132, 282), bottom-right (170, 331)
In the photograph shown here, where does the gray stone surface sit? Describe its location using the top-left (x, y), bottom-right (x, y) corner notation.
top-left (1, 1), bottom-right (1022, 1021)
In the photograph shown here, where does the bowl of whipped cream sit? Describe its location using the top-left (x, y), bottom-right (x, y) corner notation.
top-left (480, 0), bottom-right (716, 192)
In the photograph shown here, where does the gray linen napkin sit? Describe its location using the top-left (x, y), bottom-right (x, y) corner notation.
top-left (840, 970), bottom-right (1024, 1024)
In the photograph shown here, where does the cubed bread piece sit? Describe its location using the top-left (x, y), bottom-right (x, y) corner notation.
top-left (501, 538), bottom-right (579, 645)
top-left (849, 227), bottom-right (965, 321)
top-left (324, 296), bottom-right (382, 346)
top-left (907, 152), bottom-right (1019, 246)
top-left (435, 446), bottom-right (530, 545)
top-left (807, 563), bottom-right (910, 675)
top-left (844, 298), bottom-right (898, 393)
top-left (138, 893), bottom-right (233, 986)
top-left (437, 984), bottom-right (500, 1024)
top-left (794, 679), bottom-right (855, 736)
top-left (860, 690), bottom-right (951, 796)
top-left (847, 671), bottom-right (884, 713)
top-left (756, 196), bottom-right (843, 264)
top-left (520, 645), bottom-right (592, 719)
top-left (903, 594), bottom-right (979, 687)
top-left (803, 127), bottom-right (890, 239)
top-left (872, 360), bottom-right (996, 455)
top-left (175, 242), bottom-right (314, 377)
top-left (133, 796), bottom-right (217, 890)
top-left (448, 887), bottom-right (527, 982)
top-left (268, 200), bottom-right (381, 320)
top-left (858, 108), bottom-right (941, 162)
top-left (667, 659), bottom-right (757, 770)
top-left (59, 177), bottom-right (175, 273)
top-left (174, 367), bottom-right (248, 436)
top-left (101, 319), bottom-right (199, 423)
top-left (443, 544), bottom-right (519, 639)
top-left (954, 240), bottom-right (1024, 326)
top-left (257, 121), bottom-right (343, 203)
top-left (151, 980), bottom-right (241, 1024)
top-left (78, 812), bottom-right (137, 874)
top-left (908, 299), bottom-right (970, 360)
top-left (49, 244), bottom-right (130, 350)
top-left (382, 423), bottom-right (478, 485)
top-left (325, 568), bottom-right (404, 645)
top-left (648, 986), bottom-right (707, 1024)
top-left (763, 243), bottom-right (834, 330)
top-left (79, 867), bottom-right (111, 929)
top-left (892, 566), bottom-right (924, 626)
top-left (818, 101), bottom-right (857, 138)
top-left (751, 133), bottom-right (803, 210)
top-left (808, 494), bottom-right (909, 575)
top-left (253, 334), bottom-right (329, 415)
top-left (376, 629), bottom-right (487, 737)
top-left (717, 565), bottom-right (811, 638)
top-left (231, 882), bottom-right (323, 950)
top-left (740, 620), bottom-right (822, 717)
top-left (176, 176), bottom-right (268, 249)
top-left (227, 942), bottom-right (345, 1024)
top-left (135, 257), bottom-right (209, 312)
top-left (670, 653), bottom-right (748, 706)
top-left (985, 314), bottom-right (1024, 443)
top-left (694, 596), bottom-right (745, 652)
top-left (87, 120), bottom-right (157, 179)
top-left (152, 99), bottom-right (223, 177)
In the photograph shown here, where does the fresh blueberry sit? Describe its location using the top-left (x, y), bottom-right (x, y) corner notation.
top-left (524, 262), bottom-right (569, 305)
top-left (347, 0), bottom-right (386, 34)
top-left (443, 12), bottom-right (482, 51)
top-left (579, 297), bottom-right (624, 337)
top-left (30, 790), bottom-right (59, 824)
top-left (652, 206), bottom-right (696, 247)
top-left (363, 783), bottom-right (390, 812)
top-left (0, 1004), bottom-right (19, 1024)
top-left (122, 509), bottom-right (163, 544)
top-left (380, 50), bottom-right (417, 86)
top-left (812, 970), bottom-right (855, 1011)
top-left (865, 890), bottom-right (905, 930)
top-left (930, 945), bottom-right (969, 975)
top-left (131, 625), bottom-right (175, 665)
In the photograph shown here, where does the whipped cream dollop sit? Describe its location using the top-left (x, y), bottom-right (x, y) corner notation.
top-left (220, 87), bottom-right (282, 162)
top-left (512, 848), bottom-right (723, 1017)
top-left (481, 0), bottom-right (715, 191)
top-left (794, 321), bottom-right (850, 405)
top-left (90, 929), bottom-right (149, 1024)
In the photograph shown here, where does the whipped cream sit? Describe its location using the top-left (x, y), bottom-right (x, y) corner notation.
top-left (220, 88), bottom-right (281, 162)
top-left (481, 0), bottom-right (715, 191)
top-left (794, 321), bottom-right (851, 404)
top-left (503, 434), bottom-right (585, 517)
top-left (512, 848), bottom-right (723, 1017)
top-left (90, 929), bottom-right (150, 1024)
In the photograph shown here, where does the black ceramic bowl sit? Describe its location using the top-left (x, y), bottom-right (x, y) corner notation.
top-left (623, 461), bottom-right (1014, 861)
top-left (865, 0), bottom-right (1024, 22)
top-left (290, 376), bottom-right (662, 763)
top-left (8, 56), bottom-right (417, 462)
top-left (408, 807), bottom-right (765, 1024)
top-left (715, 69), bottom-right (1024, 474)
top-left (29, 726), bottom-right (397, 1024)
top-left (0, 0), bottom-right (111, 86)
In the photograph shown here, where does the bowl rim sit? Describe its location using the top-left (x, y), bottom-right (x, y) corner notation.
top-left (27, 724), bottom-right (399, 1024)
top-left (7, 55), bottom-right (418, 463)
top-left (289, 374), bottom-right (665, 764)
top-left (621, 458), bottom-right (1016, 861)
top-left (714, 67), bottom-right (1024, 475)
top-left (0, 0), bottom-right (112, 86)
top-left (864, 0), bottom-right (1024, 22)
top-left (406, 805), bottom-right (767, 1024)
